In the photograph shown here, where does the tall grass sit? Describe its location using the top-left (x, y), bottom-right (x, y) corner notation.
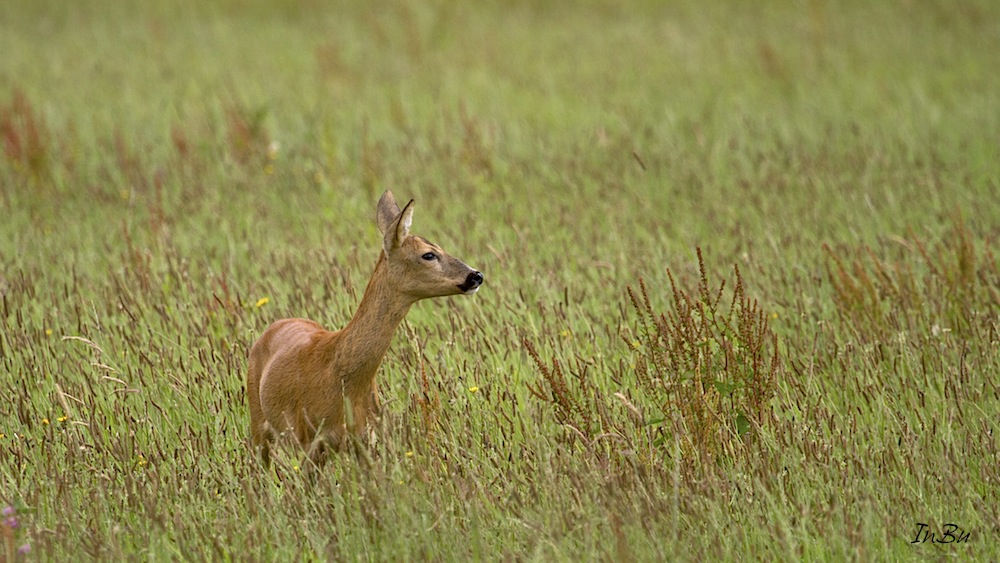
top-left (1, 0), bottom-right (998, 559)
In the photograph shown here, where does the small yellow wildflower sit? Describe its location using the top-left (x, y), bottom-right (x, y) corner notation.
top-left (468, 386), bottom-right (479, 393)
top-left (770, 312), bottom-right (779, 319)
top-left (0, 433), bottom-right (5, 440)
top-left (57, 416), bottom-right (68, 423)
top-left (405, 451), bottom-right (414, 458)
top-left (293, 465), bottom-right (300, 472)
top-left (45, 329), bottom-right (53, 336)
top-left (560, 329), bottom-right (572, 338)
top-left (41, 418), bottom-right (50, 425)
top-left (255, 297), bottom-right (270, 308)
top-left (137, 454), bottom-right (147, 467)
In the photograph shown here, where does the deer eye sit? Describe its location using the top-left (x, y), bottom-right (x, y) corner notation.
top-left (421, 252), bottom-right (438, 261)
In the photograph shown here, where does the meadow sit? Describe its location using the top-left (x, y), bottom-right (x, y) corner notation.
top-left (1, 0), bottom-right (998, 560)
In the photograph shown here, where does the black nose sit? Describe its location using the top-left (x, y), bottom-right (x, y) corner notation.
top-left (460, 271), bottom-right (484, 292)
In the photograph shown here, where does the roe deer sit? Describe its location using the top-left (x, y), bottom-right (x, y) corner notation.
top-left (247, 190), bottom-right (483, 466)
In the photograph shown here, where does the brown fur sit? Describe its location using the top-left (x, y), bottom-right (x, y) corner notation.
top-left (247, 191), bottom-right (482, 466)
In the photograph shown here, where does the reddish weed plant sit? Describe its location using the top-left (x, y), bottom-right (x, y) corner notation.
top-left (527, 248), bottom-right (782, 477)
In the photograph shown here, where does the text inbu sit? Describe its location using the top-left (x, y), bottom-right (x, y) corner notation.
top-left (911, 523), bottom-right (970, 544)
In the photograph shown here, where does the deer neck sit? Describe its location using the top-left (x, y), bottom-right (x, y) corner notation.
top-left (337, 252), bottom-right (414, 391)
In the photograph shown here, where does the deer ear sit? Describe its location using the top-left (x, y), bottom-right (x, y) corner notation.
top-left (383, 199), bottom-right (414, 253)
top-left (376, 190), bottom-right (401, 235)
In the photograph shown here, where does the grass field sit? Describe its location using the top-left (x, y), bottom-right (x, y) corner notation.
top-left (2, 0), bottom-right (998, 560)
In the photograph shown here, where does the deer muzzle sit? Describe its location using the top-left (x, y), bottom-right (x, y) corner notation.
top-left (459, 271), bottom-right (484, 294)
